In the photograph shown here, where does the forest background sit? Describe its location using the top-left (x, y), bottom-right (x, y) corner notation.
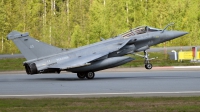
top-left (0, 0), bottom-right (199, 54)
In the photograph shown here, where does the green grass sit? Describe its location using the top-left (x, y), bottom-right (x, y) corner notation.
top-left (0, 52), bottom-right (200, 71)
top-left (122, 52), bottom-right (200, 67)
top-left (0, 97), bottom-right (200, 111)
top-left (0, 58), bottom-right (26, 71)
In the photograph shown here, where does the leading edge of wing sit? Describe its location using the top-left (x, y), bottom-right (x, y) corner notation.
top-left (48, 52), bottom-right (109, 70)
top-left (48, 38), bottom-right (131, 70)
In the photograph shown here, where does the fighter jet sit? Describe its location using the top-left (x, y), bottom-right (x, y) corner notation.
top-left (7, 23), bottom-right (187, 79)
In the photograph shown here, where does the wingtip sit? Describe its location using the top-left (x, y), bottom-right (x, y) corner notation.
top-left (7, 31), bottom-right (21, 40)
top-left (7, 31), bottom-right (29, 40)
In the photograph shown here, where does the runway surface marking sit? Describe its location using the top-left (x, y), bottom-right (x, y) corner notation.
top-left (1, 91), bottom-right (200, 97)
top-left (153, 66), bottom-right (200, 69)
top-left (173, 66), bottom-right (200, 68)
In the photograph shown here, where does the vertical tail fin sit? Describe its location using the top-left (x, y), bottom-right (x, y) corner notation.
top-left (7, 31), bottom-right (65, 60)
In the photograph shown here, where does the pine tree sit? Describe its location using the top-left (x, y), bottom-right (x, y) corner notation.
top-left (1, 0), bottom-right (199, 54)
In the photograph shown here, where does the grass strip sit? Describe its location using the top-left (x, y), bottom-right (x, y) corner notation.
top-left (0, 97), bottom-right (200, 111)
top-left (0, 58), bottom-right (25, 71)
top-left (0, 52), bottom-right (200, 71)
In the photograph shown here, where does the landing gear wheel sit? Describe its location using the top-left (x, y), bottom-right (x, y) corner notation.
top-left (56, 70), bottom-right (61, 74)
top-left (143, 50), bottom-right (153, 70)
top-left (145, 63), bottom-right (152, 69)
top-left (86, 72), bottom-right (95, 79)
top-left (77, 73), bottom-right (86, 79)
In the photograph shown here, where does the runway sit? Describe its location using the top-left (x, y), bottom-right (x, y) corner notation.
top-left (0, 69), bottom-right (200, 98)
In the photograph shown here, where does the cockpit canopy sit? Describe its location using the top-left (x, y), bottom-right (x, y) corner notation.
top-left (121, 26), bottom-right (162, 38)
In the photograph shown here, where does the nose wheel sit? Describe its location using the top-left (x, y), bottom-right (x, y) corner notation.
top-left (145, 63), bottom-right (152, 69)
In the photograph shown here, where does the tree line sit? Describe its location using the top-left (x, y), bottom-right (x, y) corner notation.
top-left (0, 0), bottom-right (199, 54)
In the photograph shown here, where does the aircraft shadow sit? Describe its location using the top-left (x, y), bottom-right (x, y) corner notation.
top-left (31, 77), bottom-right (133, 81)
top-left (1, 75), bottom-right (199, 82)
top-left (28, 75), bottom-right (200, 82)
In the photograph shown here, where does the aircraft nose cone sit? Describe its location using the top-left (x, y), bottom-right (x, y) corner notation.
top-left (166, 31), bottom-right (188, 40)
top-left (173, 31), bottom-right (188, 37)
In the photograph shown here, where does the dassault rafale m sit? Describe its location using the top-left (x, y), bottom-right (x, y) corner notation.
top-left (7, 23), bottom-right (188, 79)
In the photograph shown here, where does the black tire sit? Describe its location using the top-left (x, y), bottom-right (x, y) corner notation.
top-left (56, 70), bottom-right (61, 74)
top-left (77, 73), bottom-right (86, 79)
top-left (86, 72), bottom-right (95, 79)
top-left (145, 63), bottom-right (152, 69)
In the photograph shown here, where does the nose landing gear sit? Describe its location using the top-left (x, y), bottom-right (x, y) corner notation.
top-left (134, 50), bottom-right (157, 70)
top-left (144, 51), bottom-right (153, 70)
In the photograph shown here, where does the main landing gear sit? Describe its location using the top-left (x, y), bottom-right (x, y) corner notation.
top-left (77, 72), bottom-right (95, 79)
